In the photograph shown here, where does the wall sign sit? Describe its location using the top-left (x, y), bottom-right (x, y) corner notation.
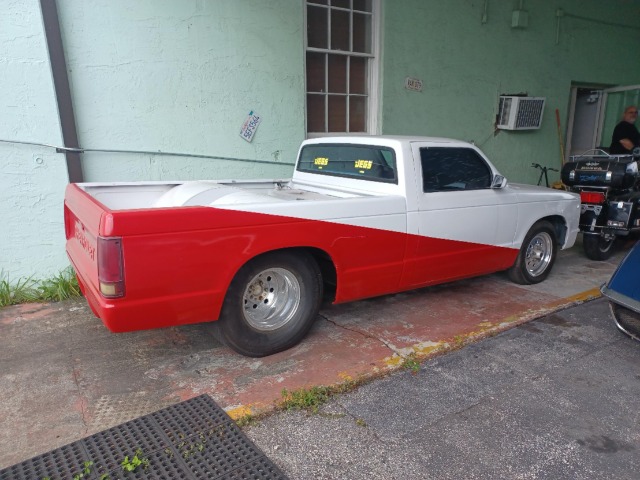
top-left (240, 110), bottom-right (262, 142)
top-left (404, 77), bottom-right (423, 92)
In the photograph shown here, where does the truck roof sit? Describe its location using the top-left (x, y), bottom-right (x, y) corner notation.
top-left (301, 135), bottom-right (473, 148)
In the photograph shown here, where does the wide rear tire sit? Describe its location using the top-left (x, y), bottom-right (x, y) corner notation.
top-left (583, 234), bottom-right (616, 261)
top-left (508, 221), bottom-right (557, 285)
top-left (214, 251), bottom-right (322, 357)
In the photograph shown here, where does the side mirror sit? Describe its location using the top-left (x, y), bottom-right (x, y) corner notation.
top-left (491, 175), bottom-right (507, 189)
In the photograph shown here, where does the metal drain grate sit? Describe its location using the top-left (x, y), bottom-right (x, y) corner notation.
top-left (0, 395), bottom-right (287, 480)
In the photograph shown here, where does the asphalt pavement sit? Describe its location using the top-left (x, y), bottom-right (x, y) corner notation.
top-left (246, 298), bottom-right (640, 479)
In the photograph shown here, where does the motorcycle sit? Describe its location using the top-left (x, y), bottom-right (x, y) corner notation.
top-left (561, 148), bottom-right (640, 260)
top-left (601, 239), bottom-right (640, 341)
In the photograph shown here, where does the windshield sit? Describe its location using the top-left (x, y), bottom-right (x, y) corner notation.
top-left (297, 144), bottom-right (398, 184)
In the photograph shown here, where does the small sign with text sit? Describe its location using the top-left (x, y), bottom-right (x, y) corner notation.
top-left (404, 77), bottom-right (423, 92)
top-left (240, 111), bottom-right (262, 142)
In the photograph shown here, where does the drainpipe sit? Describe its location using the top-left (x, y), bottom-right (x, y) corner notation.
top-left (40, 0), bottom-right (83, 183)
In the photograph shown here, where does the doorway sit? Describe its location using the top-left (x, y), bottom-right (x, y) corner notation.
top-left (566, 84), bottom-right (640, 161)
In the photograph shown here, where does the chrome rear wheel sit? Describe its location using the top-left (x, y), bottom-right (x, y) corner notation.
top-left (242, 267), bottom-right (301, 331)
top-left (215, 251), bottom-right (322, 357)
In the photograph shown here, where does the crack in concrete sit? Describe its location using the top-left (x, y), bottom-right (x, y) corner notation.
top-left (321, 315), bottom-right (400, 355)
top-left (69, 357), bottom-right (90, 435)
top-left (330, 400), bottom-right (400, 479)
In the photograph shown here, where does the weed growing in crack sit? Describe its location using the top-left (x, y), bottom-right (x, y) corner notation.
top-left (236, 413), bottom-right (257, 427)
top-left (280, 385), bottom-right (332, 413)
top-left (355, 418), bottom-right (367, 427)
top-left (453, 335), bottom-right (466, 348)
top-left (279, 375), bottom-right (367, 414)
top-left (400, 353), bottom-right (421, 374)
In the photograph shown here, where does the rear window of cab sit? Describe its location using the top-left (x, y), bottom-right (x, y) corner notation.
top-left (297, 144), bottom-right (398, 184)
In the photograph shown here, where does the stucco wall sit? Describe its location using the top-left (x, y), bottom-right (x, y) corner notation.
top-left (1, 0), bottom-right (306, 281)
top-left (381, 0), bottom-right (640, 183)
top-left (0, 0), bottom-right (70, 281)
top-left (57, 0), bottom-right (305, 182)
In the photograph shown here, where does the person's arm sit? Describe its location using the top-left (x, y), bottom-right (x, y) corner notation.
top-left (619, 138), bottom-right (635, 151)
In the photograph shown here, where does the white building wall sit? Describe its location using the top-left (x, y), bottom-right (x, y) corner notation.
top-left (1, 0), bottom-right (69, 280)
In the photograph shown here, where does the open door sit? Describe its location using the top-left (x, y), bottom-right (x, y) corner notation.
top-left (596, 85), bottom-right (640, 149)
top-left (565, 84), bottom-right (640, 160)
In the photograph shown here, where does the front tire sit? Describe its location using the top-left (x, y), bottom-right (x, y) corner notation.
top-left (583, 233), bottom-right (616, 261)
top-left (214, 251), bottom-right (323, 357)
top-left (508, 221), bottom-right (557, 285)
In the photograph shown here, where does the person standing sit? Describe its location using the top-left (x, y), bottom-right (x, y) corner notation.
top-left (609, 105), bottom-right (639, 154)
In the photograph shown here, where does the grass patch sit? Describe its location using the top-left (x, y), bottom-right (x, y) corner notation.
top-left (280, 386), bottom-right (332, 413)
top-left (0, 267), bottom-right (81, 307)
top-left (235, 413), bottom-right (257, 428)
top-left (38, 268), bottom-right (81, 302)
top-left (279, 376), bottom-right (363, 414)
top-left (0, 276), bottom-right (39, 306)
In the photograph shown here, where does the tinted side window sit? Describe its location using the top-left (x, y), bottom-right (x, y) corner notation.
top-left (420, 147), bottom-right (492, 192)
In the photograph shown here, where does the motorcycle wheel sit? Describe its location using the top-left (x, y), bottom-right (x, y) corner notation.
top-left (583, 234), bottom-right (616, 261)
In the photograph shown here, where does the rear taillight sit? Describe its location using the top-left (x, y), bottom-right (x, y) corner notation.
top-left (97, 236), bottom-right (125, 298)
top-left (580, 191), bottom-right (606, 204)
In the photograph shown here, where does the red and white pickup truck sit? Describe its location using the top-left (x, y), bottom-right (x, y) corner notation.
top-left (65, 136), bottom-right (580, 356)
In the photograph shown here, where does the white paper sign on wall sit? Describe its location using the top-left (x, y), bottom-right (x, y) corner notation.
top-left (404, 77), bottom-right (423, 92)
top-left (240, 111), bottom-right (262, 142)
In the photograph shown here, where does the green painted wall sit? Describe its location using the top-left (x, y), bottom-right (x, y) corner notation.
top-left (57, 0), bottom-right (306, 182)
top-left (381, 0), bottom-right (640, 184)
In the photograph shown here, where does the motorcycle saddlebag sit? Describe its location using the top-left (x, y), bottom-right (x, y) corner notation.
top-left (561, 158), bottom-right (637, 188)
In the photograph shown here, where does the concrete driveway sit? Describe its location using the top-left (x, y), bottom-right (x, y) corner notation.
top-left (0, 240), bottom-right (630, 469)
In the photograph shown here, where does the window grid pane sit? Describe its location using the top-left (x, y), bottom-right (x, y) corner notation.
top-left (349, 96), bottom-right (366, 132)
top-left (349, 56), bottom-right (366, 94)
top-left (352, 12), bottom-right (371, 53)
top-left (306, 52), bottom-right (326, 93)
top-left (307, 6), bottom-right (328, 48)
top-left (332, 0), bottom-right (350, 9)
top-left (330, 9), bottom-right (350, 51)
top-left (328, 54), bottom-right (347, 93)
top-left (353, 0), bottom-right (372, 12)
top-left (328, 95), bottom-right (347, 132)
top-left (307, 94), bottom-right (326, 132)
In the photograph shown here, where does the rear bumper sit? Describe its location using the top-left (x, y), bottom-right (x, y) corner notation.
top-left (73, 267), bottom-right (224, 332)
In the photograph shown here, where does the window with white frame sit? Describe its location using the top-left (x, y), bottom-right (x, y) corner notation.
top-left (305, 0), bottom-right (377, 134)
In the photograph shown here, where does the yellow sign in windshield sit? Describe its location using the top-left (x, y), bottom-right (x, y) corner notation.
top-left (314, 157), bottom-right (329, 168)
top-left (354, 160), bottom-right (373, 170)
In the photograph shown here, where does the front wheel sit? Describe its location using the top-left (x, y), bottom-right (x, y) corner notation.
top-left (583, 234), bottom-right (616, 261)
top-left (214, 251), bottom-right (323, 357)
top-left (508, 221), bottom-right (557, 285)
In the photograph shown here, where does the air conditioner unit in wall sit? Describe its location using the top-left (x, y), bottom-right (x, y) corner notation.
top-left (497, 96), bottom-right (545, 130)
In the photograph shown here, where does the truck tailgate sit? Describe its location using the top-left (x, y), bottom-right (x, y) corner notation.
top-left (64, 184), bottom-right (107, 300)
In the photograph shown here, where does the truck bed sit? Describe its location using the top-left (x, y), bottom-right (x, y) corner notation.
top-left (79, 179), bottom-right (366, 211)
